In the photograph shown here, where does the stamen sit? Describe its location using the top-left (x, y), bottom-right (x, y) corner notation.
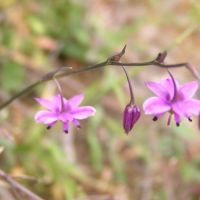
top-left (153, 116), bottom-right (158, 121)
top-left (188, 117), bottom-right (192, 122)
top-left (47, 126), bottom-right (51, 130)
top-left (176, 122), bottom-right (180, 127)
top-left (64, 130), bottom-right (68, 134)
top-left (167, 114), bottom-right (172, 126)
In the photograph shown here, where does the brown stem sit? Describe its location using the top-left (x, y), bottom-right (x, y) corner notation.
top-left (53, 78), bottom-right (65, 111)
top-left (0, 169), bottom-right (44, 200)
top-left (167, 70), bottom-right (177, 102)
top-left (121, 66), bottom-right (135, 104)
top-left (0, 48), bottom-right (199, 111)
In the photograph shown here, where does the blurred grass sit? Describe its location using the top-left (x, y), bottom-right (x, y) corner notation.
top-left (1, 0), bottom-right (200, 200)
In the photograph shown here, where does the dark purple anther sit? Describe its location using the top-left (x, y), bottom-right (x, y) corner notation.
top-left (123, 104), bottom-right (141, 134)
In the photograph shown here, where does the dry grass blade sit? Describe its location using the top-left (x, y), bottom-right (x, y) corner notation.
top-left (0, 170), bottom-right (44, 200)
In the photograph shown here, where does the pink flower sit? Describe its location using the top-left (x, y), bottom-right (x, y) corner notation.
top-left (35, 94), bottom-right (96, 133)
top-left (143, 77), bottom-right (200, 126)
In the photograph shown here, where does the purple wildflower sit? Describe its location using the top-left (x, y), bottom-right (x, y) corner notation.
top-left (143, 75), bottom-right (200, 126)
top-left (35, 94), bottom-right (96, 133)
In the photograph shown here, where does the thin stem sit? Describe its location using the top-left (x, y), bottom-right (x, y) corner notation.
top-left (0, 50), bottom-right (199, 110)
top-left (121, 66), bottom-right (134, 104)
top-left (167, 70), bottom-right (177, 102)
top-left (0, 169), bottom-right (43, 200)
top-left (53, 78), bottom-right (65, 111)
top-left (0, 80), bottom-right (42, 110)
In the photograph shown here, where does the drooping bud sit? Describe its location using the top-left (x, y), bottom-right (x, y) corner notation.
top-left (121, 65), bottom-right (141, 134)
top-left (123, 103), bottom-right (141, 134)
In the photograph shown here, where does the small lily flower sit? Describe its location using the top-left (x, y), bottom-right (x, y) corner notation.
top-left (143, 73), bottom-right (200, 126)
top-left (122, 66), bottom-right (141, 134)
top-left (35, 94), bottom-right (96, 133)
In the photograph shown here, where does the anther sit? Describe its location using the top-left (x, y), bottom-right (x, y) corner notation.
top-left (188, 117), bottom-right (192, 122)
top-left (153, 116), bottom-right (158, 121)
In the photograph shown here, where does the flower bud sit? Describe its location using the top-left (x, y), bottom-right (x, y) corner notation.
top-left (123, 104), bottom-right (141, 134)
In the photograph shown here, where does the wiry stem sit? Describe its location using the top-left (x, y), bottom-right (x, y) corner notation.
top-left (53, 78), bottom-right (65, 111)
top-left (0, 48), bottom-right (199, 110)
top-left (121, 66), bottom-right (135, 104)
top-left (167, 70), bottom-right (177, 102)
top-left (0, 169), bottom-right (44, 200)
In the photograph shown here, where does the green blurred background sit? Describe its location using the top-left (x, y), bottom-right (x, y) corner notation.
top-left (1, 0), bottom-right (200, 199)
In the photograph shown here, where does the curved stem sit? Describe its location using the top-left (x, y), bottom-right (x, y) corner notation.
top-left (167, 70), bottom-right (177, 102)
top-left (121, 66), bottom-right (134, 104)
top-left (53, 78), bottom-right (65, 112)
top-left (0, 51), bottom-right (199, 110)
top-left (0, 80), bottom-right (42, 110)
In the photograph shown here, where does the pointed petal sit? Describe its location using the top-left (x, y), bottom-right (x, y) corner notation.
top-left (172, 102), bottom-right (184, 116)
top-left (35, 111), bottom-right (57, 124)
top-left (161, 78), bottom-right (179, 100)
top-left (179, 81), bottom-right (198, 99)
top-left (68, 94), bottom-right (84, 109)
top-left (143, 97), bottom-right (171, 115)
top-left (35, 95), bottom-right (65, 112)
top-left (183, 99), bottom-right (200, 116)
top-left (72, 106), bottom-right (96, 119)
top-left (35, 98), bottom-right (55, 111)
top-left (51, 95), bottom-right (67, 112)
top-left (145, 81), bottom-right (169, 100)
top-left (172, 99), bottom-right (200, 117)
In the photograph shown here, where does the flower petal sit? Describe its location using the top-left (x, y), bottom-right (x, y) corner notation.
top-left (35, 95), bottom-right (66, 112)
top-left (179, 81), bottom-right (198, 99)
top-left (68, 94), bottom-right (84, 109)
top-left (72, 106), bottom-right (96, 119)
top-left (35, 111), bottom-right (58, 124)
top-left (161, 78), bottom-right (179, 100)
top-left (172, 99), bottom-right (200, 117)
top-left (183, 99), bottom-right (200, 116)
top-left (143, 97), bottom-right (171, 115)
top-left (172, 102), bottom-right (184, 117)
top-left (35, 98), bottom-right (55, 111)
top-left (145, 81), bottom-right (169, 100)
top-left (59, 112), bottom-right (74, 122)
top-left (51, 95), bottom-right (68, 112)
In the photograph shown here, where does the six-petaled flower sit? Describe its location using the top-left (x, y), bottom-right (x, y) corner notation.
top-left (143, 77), bottom-right (200, 126)
top-left (35, 94), bottom-right (96, 133)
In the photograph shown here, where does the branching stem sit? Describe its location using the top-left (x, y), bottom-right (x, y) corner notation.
top-left (0, 48), bottom-right (199, 110)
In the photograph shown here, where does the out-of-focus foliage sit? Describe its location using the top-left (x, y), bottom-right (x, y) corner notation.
top-left (1, 0), bottom-right (200, 200)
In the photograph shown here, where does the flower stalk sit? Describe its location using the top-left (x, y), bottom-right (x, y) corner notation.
top-left (0, 47), bottom-right (199, 111)
top-left (121, 66), bottom-right (140, 134)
